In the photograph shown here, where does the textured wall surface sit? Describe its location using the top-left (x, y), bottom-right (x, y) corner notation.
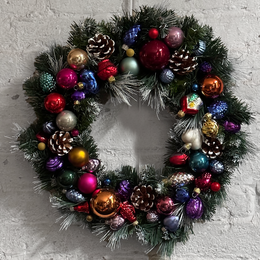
top-left (1, 0), bottom-right (260, 259)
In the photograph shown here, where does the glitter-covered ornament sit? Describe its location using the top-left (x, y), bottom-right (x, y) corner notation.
top-left (169, 153), bottom-right (189, 166)
top-left (43, 121), bottom-right (57, 135)
top-left (195, 172), bottom-right (212, 191)
top-left (78, 173), bottom-right (97, 194)
top-left (120, 57), bottom-right (139, 75)
top-left (56, 110), bottom-right (77, 132)
top-left (209, 159), bottom-right (224, 174)
top-left (181, 128), bottom-right (202, 150)
top-left (105, 215), bottom-right (125, 230)
top-left (186, 197), bottom-right (203, 219)
top-left (146, 210), bottom-right (160, 223)
top-left (120, 201), bottom-right (138, 224)
top-left (201, 113), bottom-right (219, 138)
top-left (40, 72), bottom-right (56, 93)
top-left (189, 151), bottom-right (209, 173)
top-left (46, 156), bottom-right (63, 172)
top-left (67, 48), bottom-right (88, 70)
top-left (117, 180), bottom-right (132, 201)
top-left (123, 24), bottom-right (141, 49)
top-left (68, 147), bottom-right (89, 168)
top-left (79, 70), bottom-right (99, 95)
top-left (97, 59), bottom-right (118, 81)
top-left (201, 75), bottom-right (223, 98)
top-left (164, 27), bottom-right (184, 49)
top-left (44, 93), bottom-right (66, 114)
top-left (82, 159), bottom-right (100, 173)
top-left (156, 196), bottom-right (175, 215)
top-left (200, 61), bottom-right (212, 73)
top-left (175, 188), bottom-right (190, 203)
top-left (193, 40), bottom-right (206, 56)
top-left (164, 172), bottom-right (194, 186)
top-left (178, 93), bottom-right (203, 118)
top-left (207, 100), bottom-right (228, 119)
top-left (66, 189), bottom-right (85, 203)
top-left (223, 121), bottom-right (241, 133)
top-left (163, 215), bottom-right (179, 233)
top-left (57, 169), bottom-right (78, 188)
top-left (159, 68), bottom-right (175, 84)
top-left (70, 201), bottom-right (89, 213)
top-left (56, 68), bottom-right (78, 89)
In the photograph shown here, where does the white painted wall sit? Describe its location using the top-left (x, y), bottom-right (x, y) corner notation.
top-left (1, 0), bottom-right (260, 259)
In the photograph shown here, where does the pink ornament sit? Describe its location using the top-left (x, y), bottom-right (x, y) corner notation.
top-left (139, 40), bottom-right (170, 71)
top-left (195, 172), bottom-right (212, 191)
top-left (156, 196), bottom-right (175, 215)
top-left (164, 27), bottom-right (184, 49)
top-left (71, 129), bottom-right (79, 137)
top-left (56, 68), bottom-right (78, 89)
top-left (78, 173), bottom-right (97, 194)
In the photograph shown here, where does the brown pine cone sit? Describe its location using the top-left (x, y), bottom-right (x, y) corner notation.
top-left (48, 131), bottom-right (73, 156)
top-left (202, 137), bottom-right (223, 159)
top-left (169, 49), bottom-right (198, 75)
top-left (130, 185), bottom-right (156, 212)
top-left (87, 34), bottom-right (115, 60)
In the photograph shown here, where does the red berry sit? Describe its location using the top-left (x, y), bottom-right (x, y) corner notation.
top-left (148, 28), bottom-right (159, 39)
top-left (211, 182), bottom-right (221, 192)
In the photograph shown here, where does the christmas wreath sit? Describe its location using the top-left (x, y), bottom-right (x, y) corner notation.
top-left (16, 6), bottom-right (254, 256)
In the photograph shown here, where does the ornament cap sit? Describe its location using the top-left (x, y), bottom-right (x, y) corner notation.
top-left (77, 82), bottom-right (84, 90)
top-left (108, 76), bottom-right (116, 83)
top-left (132, 220), bottom-right (139, 226)
top-left (177, 110), bottom-right (185, 118)
top-left (193, 187), bottom-right (201, 195)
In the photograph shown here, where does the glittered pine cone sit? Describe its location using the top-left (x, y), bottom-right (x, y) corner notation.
top-left (48, 131), bottom-right (73, 156)
top-left (169, 49), bottom-right (198, 75)
top-left (202, 137), bottom-right (223, 159)
top-left (130, 185), bottom-right (156, 212)
top-left (165, 172), bottom-right (194, 186)
top-left (87, 34), bottom-right (115, 60)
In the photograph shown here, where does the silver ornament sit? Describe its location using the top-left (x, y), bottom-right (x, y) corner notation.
top-left (120, 57), bottom-right (140, 76)
top-left (159, 68), bottom-right (174, 84)
top-left (66, 189), bottom-right (85, 203)
top-left (209, 159), bottom-right (224, 174)
top-left (146, 210), bottom-right (160, 223)
top-left (105, 215), bottom-right (125, 230)
top-left (193, 40), bottom-right (206, 56)
top-left (56, 110), bottom-right (77, 131)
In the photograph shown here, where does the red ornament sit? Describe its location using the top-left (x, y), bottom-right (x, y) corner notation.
top-left (195, 172), bottom-right (212, 191)
top-left (71, 201), bottom-right (89, 213)
top-left (44, 93), bottom-right (66, 114)
top-left (148, 28), bottom-right (159, 39)
top-left (139, 40), bottom-right (170, 71)
top-left (169, 153), bottom-right (189, 166)
top-left (36, 131), bottom-right (49, 143)
top-left (211, 182), bottom-right (221, 192)
top-left (120, 201), bottom-right (137, 223)
top-left (156, 196), bottom-right (175, 215)
top-left (71, 129), bottom-right (79, 137)
top-left (97, 59), bottom-right (118, 81)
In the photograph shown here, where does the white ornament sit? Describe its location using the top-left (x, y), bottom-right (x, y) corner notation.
top-left (181, 128), bottom-right (202, 150)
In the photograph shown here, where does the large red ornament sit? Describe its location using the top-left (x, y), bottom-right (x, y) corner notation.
top-left (169, 153), bottom-right (189, 166)
top-left (71, 201), bottom-right (89, 213)
top-left (195, 172), bottom-right (212, 191)
top-left (201, 75), bottom-right (224, 98)
top-left (139, 40), bottom-right (170, 71)
top-left (120, 201), bottom-right (138, 224)
top-left (44, 93), bottom-right (66, 113)
top-left (97, 59), bottom-right (118, 81)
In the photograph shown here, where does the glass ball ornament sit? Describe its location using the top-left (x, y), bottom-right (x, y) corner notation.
top-left (57, 169), bottom-right (78, 188)
top-left (211, 182), bottom-right (221, 192)
top-left (103, 178), bottom-right (111, 186)
top-left (146, 210), bottom-right (160, 223)
top-left (38, 142), bottom-right (46, 150)
top-left (56, 110), bottom-right (77, 131)
top-left (209, 159), bottom-right (224, 174)
top-left (175, 188), bottom-right (190, 203)
top-left (156, 196), bottom-right (175, 215)
top-left (139, 40), bottom-right (170, 71)
top-left (126, 48), bottom-right (135, 57)
top-left (159, 68), bottom-right (175, 84)
top-left (192, 83), bottom-right (199, 92)
top-left (186, 197), bottom-right (203, 219)
top-left (67, 48), bottom-right (88, 71)
top-left (189, 151), bottom-right (209, 173)
top-left (200, 61), bottom-right (212, 73)
top-left (79, 70), bottom-right (99, 95)
top-left (56, 68), bottom-right (78, 89)
top-left (78, 173), bottom-right (97, 194)
top-left (90, 188), bottom-right (121, 218)
top-left (163, 215), bottom-right (179, 233)
top-left (46, 156), bottom-right (63, 172)
top-left (68, 147), bottom-right (89, 168)
top-left (201, 75), bottom-right (224, 98)
top-left (44, 93), bottom-right (66, 114)
top-left (164, 26), bottom-right (184, 49)
top-left (71, 129), bottom-right (79, 137)
top-left (120, 57), bottom-right (139, 75)
top-left (71, 90), bottom-right (85, 103)
top-left (207, 100), bottom-right (228, 119)
top-left (148, 28), bottom-right (159, 39)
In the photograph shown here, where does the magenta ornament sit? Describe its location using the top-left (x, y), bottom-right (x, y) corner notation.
top-left (223, 121), bottom-right (241, 133)
top-left (46, 156), bottom-right (63, 172)
top-left (195, 172), bottom-right (212, 191)
top-left (156, 196), bottom-right (175, 215)
top-left (164, 26), bottom-right (184, 49)
top-left (186, 197), bottom-right (203, 219)
top-left (78, 173), bottom-right (97, 194)
top-left (56, 68), bottom-right (78, 89)
top-left (139, 40), bottom-right (170, 71)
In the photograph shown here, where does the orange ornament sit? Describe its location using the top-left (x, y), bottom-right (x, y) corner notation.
top-left (201, 75), bottom-right (223, 98)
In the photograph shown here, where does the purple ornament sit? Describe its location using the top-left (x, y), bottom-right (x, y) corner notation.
top-left (123, 25), bottom-right (141, 47)
top-left (200, 61), bottom-right (212, 73)
top-left (186, 197), bottom-right (203, 219)
top-left (117, 180), bottom-right (132, 200)
top-left (156, 196), bottom-right (175, 215)
top-left (164, 26), bottom-right (184, 49)
top-left (71, 90), bottom-right (86, 101)
top-left (82, 159), bottom-right (100, 173)
top-left (66, 189), bottom-right (85, 203)
top-left (223, 121), bottom-right (241, 133)
top-left (46, 156), bottom-right (63, 172)
top-left (105, 215), bottom-right (125, 230)
top-left (163, 215), bottom-right (179, 232)
top-left (79, 70), bottom-right (99, 95)
top-left (207, 100), bottom-right (228, 119)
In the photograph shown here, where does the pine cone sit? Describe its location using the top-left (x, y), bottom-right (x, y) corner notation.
top-left (87, 34), bottom-right (115, 60)
top-left (130, 185), bottom-right (156, 212)
top-left (169, 49), bottom-right (198, 75)
top-left (165, 172), bottom-right (194, 186)
top-left (48, 131), bottom-right (73, 156)
top-left (202, 137), bottom-right (223, 159)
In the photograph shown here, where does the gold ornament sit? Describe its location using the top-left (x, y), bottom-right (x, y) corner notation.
top-left (202, 113), bottom-right (219, 138)
top-left (38, 142), bottom-right (46, 150)
top-left (86, 215), bottom-right (93, 222)
top-left (68, 147), bottom-right (89, 168)
top-left (126, 48), bottom-right (135, 57)
top-left (90, 188), bottom-right (120, 218)
top-left (67, 48), bottom-right (88, 70)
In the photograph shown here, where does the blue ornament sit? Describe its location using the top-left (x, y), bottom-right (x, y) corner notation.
top-left (193, 40), bottom-right (206, 56)
top-left (207, 100), bottom-right (228, 119)
top-left (79, 70), bottom-right (99, 95)
top-left (192, 83), bottom-right (199, 92)
top-left (175, 188), bottom-right (190, 203)
top-left (103, 178), bottom-right (111, 186)
top-left (163, 215), bottom-right (179, 233)
top-left (209, 159), bottom-right (224, 174)
top-left (189, 151), bottom-right (209, 173)
top-left (66, 189), bottom-right (85, 203)
top-left (159, 68), bottom-right (175, 84)
top-left (123, 25), bottom-right (141, 47)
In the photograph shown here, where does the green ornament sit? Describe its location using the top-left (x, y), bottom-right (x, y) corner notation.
top-left (40, 72), bottom-right (56, 93)
top-left (120, 57), bottom-right (139, 76)
top-left (57, 169), bottom-right (78, 188)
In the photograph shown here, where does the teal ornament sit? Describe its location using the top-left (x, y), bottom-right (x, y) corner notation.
top-left (57, 169), bottom-right (78, 188)
top-left (40, 72), bottom-right (56, 93)
top-left (159, 68), bottom-right (174, 84)
top-left (189, 151), bottom-right (209, 173)
top-left (163, 215), bottom-right (179, 233)
top-left (193, 40), bottom-right (206, 56)
top-left (120, 57), bottom-right (139, 76)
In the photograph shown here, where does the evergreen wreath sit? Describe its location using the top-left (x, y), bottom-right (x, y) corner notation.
top-left (16, 5), bottom-right (254, 256)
